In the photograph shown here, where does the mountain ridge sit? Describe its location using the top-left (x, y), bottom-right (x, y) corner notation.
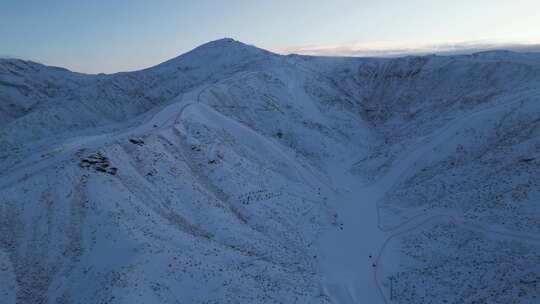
top-left (4, 38), bottom-right (540, 75)
top-left (1, 39), bottom-right (540, 304)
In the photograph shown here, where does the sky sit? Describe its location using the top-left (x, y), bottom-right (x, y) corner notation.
top-left (2, 0), bottom-right (540, 73)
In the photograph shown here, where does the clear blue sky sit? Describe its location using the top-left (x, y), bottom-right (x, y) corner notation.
top-left (2, 0), bottom-right (539, 73)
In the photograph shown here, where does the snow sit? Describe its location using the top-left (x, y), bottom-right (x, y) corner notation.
top-left (1, 38), bottom-right (540, 303)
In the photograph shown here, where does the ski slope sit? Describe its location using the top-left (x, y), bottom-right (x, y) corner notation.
top-left (1, 39), bottom-right (540, 304)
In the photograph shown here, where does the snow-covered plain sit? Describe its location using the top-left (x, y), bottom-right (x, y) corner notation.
top-left (1, 39), bottom-right (539, 303)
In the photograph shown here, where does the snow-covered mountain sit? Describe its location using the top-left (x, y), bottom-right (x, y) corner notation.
top-left (1, 38), bottom-right (539, 303)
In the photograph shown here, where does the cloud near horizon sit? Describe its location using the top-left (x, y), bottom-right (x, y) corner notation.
top-left (274, 40), bottom-right (540, 57)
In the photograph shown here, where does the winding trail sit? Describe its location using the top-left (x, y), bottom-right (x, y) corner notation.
top-left (318, 97), bottom-right (537, 304)
top-left (0, 91), bottom-right (196, 190)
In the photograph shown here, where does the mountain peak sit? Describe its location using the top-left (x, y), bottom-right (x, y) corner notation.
top-left (153, 38), bottom-right (275, 70)
top-left (205, 37), bottom-right (237, 45)
top-left (192, 38), bottom-right (263, 53)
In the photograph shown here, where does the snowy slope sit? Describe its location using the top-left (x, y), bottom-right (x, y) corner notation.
top-left (1, 39), bottom-right (539, 304)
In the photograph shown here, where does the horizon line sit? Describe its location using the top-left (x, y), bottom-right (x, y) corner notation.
top-left (4, 38), bottom-right (540, 74)
top-left (272, 39), bottom-right (540, 58)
